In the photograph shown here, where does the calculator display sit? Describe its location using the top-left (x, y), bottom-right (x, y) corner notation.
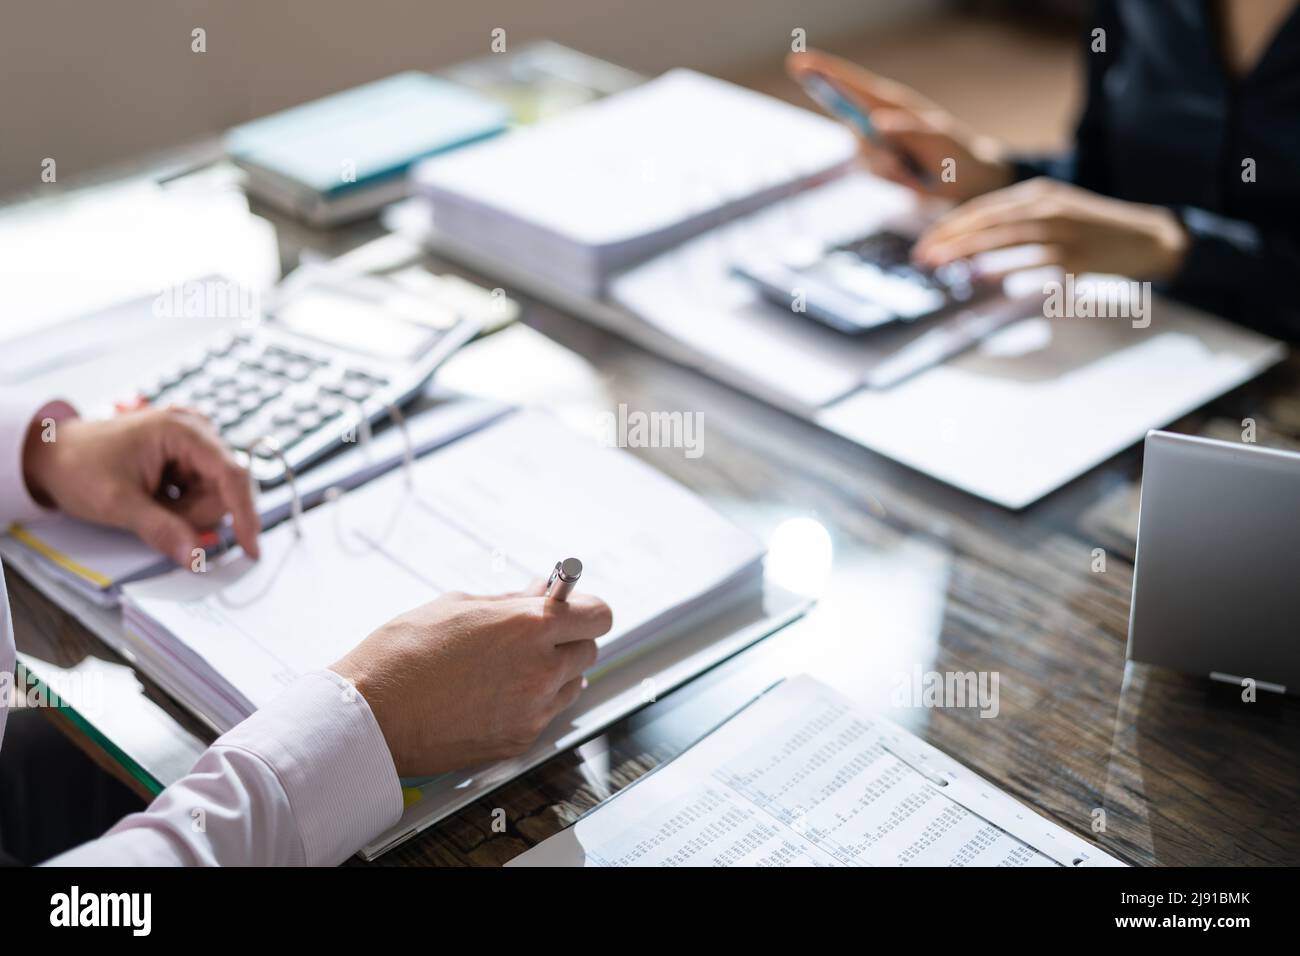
top-left (272, 289), bottom-right (440, 362)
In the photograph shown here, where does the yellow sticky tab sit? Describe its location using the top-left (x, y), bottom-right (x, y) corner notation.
top-left (8, 525), bottom-right (113, 589)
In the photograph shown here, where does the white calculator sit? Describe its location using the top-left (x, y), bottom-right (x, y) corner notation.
top-left (127, 279), bottom-right (488, 486)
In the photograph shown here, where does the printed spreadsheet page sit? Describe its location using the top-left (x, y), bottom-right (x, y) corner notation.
top-left (510, 675), bottom-right (1123, 867)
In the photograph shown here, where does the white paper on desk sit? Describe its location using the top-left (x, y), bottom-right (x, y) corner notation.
top-left (817, 304), bottom-right (1286, 509)
top-left (510, 675), bottom-right (1123, 867)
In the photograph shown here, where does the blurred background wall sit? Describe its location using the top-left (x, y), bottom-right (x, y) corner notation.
top-left (0, 0), bottom-right (1086, 199)
top-left (0, 0), bottom-right (947, 197)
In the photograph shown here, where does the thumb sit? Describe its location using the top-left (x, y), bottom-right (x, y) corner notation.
top-left (120, 495), bottom-right (200, 567)
top-left (871, 109), bottom-right (936, 146)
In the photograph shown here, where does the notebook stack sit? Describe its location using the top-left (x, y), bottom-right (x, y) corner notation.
top-left (410, 69), bottom-right (858, 296)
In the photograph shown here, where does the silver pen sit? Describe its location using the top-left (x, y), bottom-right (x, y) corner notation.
top-left (545, 557), bottom-right (583, 602)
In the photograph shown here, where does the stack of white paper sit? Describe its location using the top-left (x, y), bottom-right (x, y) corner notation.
top-left (121, 410), bottom-right (765, 732)
top-left (411, 69), bottom-right (857, 297)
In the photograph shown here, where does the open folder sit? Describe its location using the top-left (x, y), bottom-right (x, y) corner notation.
top-left (120, 409), bottom-right (766, 733)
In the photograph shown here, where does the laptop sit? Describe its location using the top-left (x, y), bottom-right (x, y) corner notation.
top-left (1127, 430), bottom-right (1300, 694)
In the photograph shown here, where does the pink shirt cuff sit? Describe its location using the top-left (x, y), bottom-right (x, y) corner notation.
top-left (0, 396), bottom-right (77, 526)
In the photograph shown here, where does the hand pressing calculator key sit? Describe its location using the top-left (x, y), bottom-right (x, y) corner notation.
top-left (732, 228), bottom-right (979, 335)
top-left (127, 280), bottom-right (486, 486)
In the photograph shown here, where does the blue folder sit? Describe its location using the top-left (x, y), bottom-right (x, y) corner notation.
top-left (226, 71), bottom-right (509, 205)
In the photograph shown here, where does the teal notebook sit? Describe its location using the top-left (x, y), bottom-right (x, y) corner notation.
top-left (226, 71), bottom-right (509, 209)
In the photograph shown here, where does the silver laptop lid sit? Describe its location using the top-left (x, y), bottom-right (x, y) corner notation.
top-left (1127, 430), bottom-right (1300, 693)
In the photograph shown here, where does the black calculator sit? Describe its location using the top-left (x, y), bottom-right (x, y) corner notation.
top-left (126, 291), bottom-right (482, 486)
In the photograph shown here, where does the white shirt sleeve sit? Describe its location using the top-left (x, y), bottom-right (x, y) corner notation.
top-left (0, 393), bottom-right (77, 527)
top-left (43, 669), bottom-right (404, 866)
top-left (0, 393), bottom-right (404, 865)
top-left (0, 392), bottom-right (70, 753)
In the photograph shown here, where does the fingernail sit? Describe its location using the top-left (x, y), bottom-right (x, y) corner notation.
top-left (581, 677), bottom-right (589, 690)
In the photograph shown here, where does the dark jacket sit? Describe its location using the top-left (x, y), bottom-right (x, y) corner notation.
top-left (1014, 0), bottom-right (1300, 338)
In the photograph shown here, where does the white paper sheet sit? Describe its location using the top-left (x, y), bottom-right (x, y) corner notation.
top-left (510, 675), bottom-right (1123, 867)
top-left (819, 308), bottom-right (1285, 509)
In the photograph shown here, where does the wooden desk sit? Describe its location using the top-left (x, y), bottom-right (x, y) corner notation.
top-left (9, 78), bottom-right (1300, 870)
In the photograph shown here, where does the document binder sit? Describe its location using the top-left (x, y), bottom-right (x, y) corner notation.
top-left (114, 409), bottom-right (795, 854)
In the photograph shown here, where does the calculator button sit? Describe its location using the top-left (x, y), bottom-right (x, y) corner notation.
top-left (225, 423), bottom-right (265, 451)
top-left (141, 376), bottom-right (171, 400)
top-left (279, 347), bottom-right (316, 364)
top-left (158, 369), bottom-right (186, 390)
top-left (342, 380), bottom-right (372, 402)
top-left (207, 335), bottom-right (237, 358)
top-left (271, 426), bottom-right (304, 449)
top-left (316, 397), bottom-right (343, 418)
top-left (238, 393), bottom-right (265, 414)
top-left (297, 411), bottom-right (324, 433)
top-left (311, 364), bottom-right (346, 383)
top-left (270, 409), bottom-right (297, 428)
top-left (216, 406), bottom-right (242, 429)
top-left (283, 362), bottom-right (312, 382)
